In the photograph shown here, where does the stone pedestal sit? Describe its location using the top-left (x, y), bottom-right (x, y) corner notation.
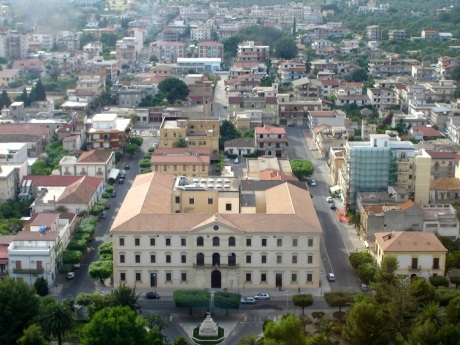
top-left (198, 313), bottom-right (218, 337)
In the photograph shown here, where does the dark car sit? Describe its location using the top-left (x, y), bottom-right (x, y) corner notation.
top-left (124, 164), bottom-right (130, 170)
top-left (104, 203), bottom-right (110, 210)
top-left (111, 191), bottom-right (116, 198)
top-left (118, 178), bottom-right (125, 184)
top-left (146, 292), bottom-right (160, 300)
top-left (360, 284), bottom-right (369, 292)
top-left (329, 203), bottom-right (336, 210)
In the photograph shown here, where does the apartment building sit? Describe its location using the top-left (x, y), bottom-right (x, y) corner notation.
top-left (373, 231), bottom-right (447, 281)
top-left (87, 113), bottom-right (132, 151)
top-left (198, 41), bottom-right (224, 59)
top-left (8, 212), bottom-right (76, 288)
top-left (368, 58), bottom-right (420, 77)
top-left (255, 125), bottom-right (288, 158)
top-left (158, 42), bottom-right (185, 63)
top-left (436, 56), bottom-right (458, 79)
top-left (159, 117), bottom-right (220, 155)
top-left (278, 60), bottom-right (307, 83)
top-left (366, 87), bottom-right (398, 109)
top-left (388, 29), bottom-right (407, 40)
top-left (111, 173), bottom-right (322, 290)
top-left (366, 25), bottom-right (383, 41)
top-left (151, 148), bottom-right (211, 177)
top-left (237, 41), bottom-right (270, 63)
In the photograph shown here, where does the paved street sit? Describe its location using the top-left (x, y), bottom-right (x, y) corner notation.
top-left (285, 126), bottom-right (362, 292)
top-left (213, 72), bottom-right (229, 120)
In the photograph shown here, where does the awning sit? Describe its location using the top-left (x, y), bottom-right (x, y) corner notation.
top-left (330, 185), bottom-right (341, 193)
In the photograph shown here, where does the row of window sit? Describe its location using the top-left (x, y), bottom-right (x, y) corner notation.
top-left (155, 165), bottom-right (207, 172)
top-left (119, 272), bottom-right (314, 284)
top-left (119, 252), bottom-right (315, 265)
top-left (119, 236), bottom-right (315, 248)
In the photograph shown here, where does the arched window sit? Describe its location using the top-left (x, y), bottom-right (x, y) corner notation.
top-left (197, 236), bottom-right (204, 246)
top-left (213, 236), bottom-right (220, 247)
top-left (196, 253), bottom-right (204, 266)
top-left (229, 236), bottom-right (236, 247)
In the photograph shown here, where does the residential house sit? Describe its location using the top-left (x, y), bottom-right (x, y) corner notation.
top-left (158, 42), bottom-right (185, 63)
top-left (8, 212), bottom-right (77, 287)
top-left (422, 204), bottom-right (459, 239)
top-left (87, 113), bottom-right (132, 151)
top-left (313, 125), bottom-right (349, 158)
top-left (308, 109), bottom-right (346, 130)
top-left (429, 178), bottom-right (460, 204)
top-left (117, 87), bottom-right (147, 108)
top-left (366, 87), bottom-right (397, 109)
top-left (224, 138), bottom-right (256, 157)
top-left (277, 95), bottom-right (322, 126)
top-left (26, 175), bottom-right (104, 215)
top-left (62, 135), bottom-right (81, 152)
top-left (373, 231), bottom-right (447, 281)
top-left (0, 124), bottom-right (53, 157)
top-left (421, 30), bottom-right (439, 41)
top-left (12, 59), bottom-right (45, 76)
top-left (237, 41), bottom-right (270, 63)
top-left (436, 56), bottom-right (457, 79)
top-left (59, 150), bottom-right (115, 182)
top-left (255, 125), bottom-right (288, 158)
top-left (388, 29), bottom-right (407, 40)
top-left (151, 148), bottom-right (211, 177)
top-left (198, 41), bottom-right (224, 59)
top-left (278, 60), bottom-right (307, 83)
top-left (0, 235), bottom-right (14, 276)
top-left (184, 74), bottom-right (213, 105)
top-left (0, 68), bottom-right (19, 87)
top-left (410, 126), bottom-right (444, 141)
top-left (427, 151), bottom-right (457, 179)
top-left (366, 25), bottom-right (383, 41)
top-left (368, 58), bottom-right (420, 77)
top-left (111, 173), bottom-right (322, 290)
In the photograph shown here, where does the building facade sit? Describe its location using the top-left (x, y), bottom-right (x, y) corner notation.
top-left (111, 173), bottom-right (322, 291)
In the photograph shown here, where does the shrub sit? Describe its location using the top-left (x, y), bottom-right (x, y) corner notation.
top-left (34, 277), bottom-right (49, 296)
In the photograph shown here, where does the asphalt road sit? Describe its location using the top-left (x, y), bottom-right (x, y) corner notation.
top-left (213, 72), bottom-right (229, 121)
top-left (285, 126), bottom-right (360, 292)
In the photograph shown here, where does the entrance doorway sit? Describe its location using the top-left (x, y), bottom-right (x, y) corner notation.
top-left (211, 270), bottom-right (221, 288)
top-left (150, 272), bottom-right (157, 287)
top-left (276, 273), bottom-right (283, 290)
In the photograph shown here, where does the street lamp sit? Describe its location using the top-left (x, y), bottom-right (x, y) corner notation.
top-left (237, 271), bottom-right (240, 293)
top-left (286, 290), bottom-right (289, 313)
top-left (320, 270), bottom-right (324, 296)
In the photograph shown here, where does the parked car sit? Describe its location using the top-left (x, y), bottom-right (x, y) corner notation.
top-left (99, 212), bottom-right (106, 219)
top-left (309, 179), bottom-right (317, 186)
top-left (124, 164), bottom-right (130, 170)
top-left (111, 191), bottom-right (116, 198)
top-left (146, 292), bottom-right (160, 300)
top-left (120, 170), bottom-right (127, 177)
top-left (118, 178), bottom-right (125, 184)
top-left (326, 196), bottom-right (333, 203)
top-left (254, 293), bottom-right (270, 300)
top-left (234, 157), bottom-right (239, 164)
top-left (360, 284), bottom-right (369, 292)
top-left (241, 297), bottom-right (256, 304)
top-left (67, 272), bottom-right (75, 280)
top-left (73, 263), bottom-right (81, 269)
top-left (104, 203), bottom-right (110, 210)
top-left (327, 273), bottom-right (335, 282)
top-left (329, 203), bottom-right (336, 210)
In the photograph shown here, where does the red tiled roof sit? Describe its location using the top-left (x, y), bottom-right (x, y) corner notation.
top-left (77, 150), bottom-right (113, 163)
top-left (426, 151), bottom-right (458, 159)
top-left (24, 175), bottom-right (103, 189)
top-left (63, 135), bottom-right (80, 142)
top-left (265, 97), bottom-right (277, 104)
top-left (259, 170), bottom-right (297, 181)
top-left (411, 126), bottom-right (444, 137)
top-left (12, 59), bottom-right (44, 69)
top-left (255, 125), bottom-right (286, 135)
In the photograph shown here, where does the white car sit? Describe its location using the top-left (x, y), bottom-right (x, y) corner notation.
top-left (327, 273), bottom-right (336, 282)
top-left (254, 293), bottom-right (270, 300)
top-left (241, 297), bottom-right (256, 304)
top-left (67, 272), bottom-right (75, 280)
top-left (326, 197), bottom-right (334, 203)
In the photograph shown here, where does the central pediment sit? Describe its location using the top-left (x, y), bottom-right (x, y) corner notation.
top-left (188, 214), bottom-right (244, 234)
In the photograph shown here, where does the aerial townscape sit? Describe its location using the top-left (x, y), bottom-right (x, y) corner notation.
top-left (3, 0), bottom-right (460, 344)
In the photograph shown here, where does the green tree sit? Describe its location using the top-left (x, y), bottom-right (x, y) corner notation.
top-left (34, 277), bottom-right (49, 296)
top-left (292, 293), bottom-right (313, 315)
top-left (1, 90), bottom-right (10, 108)
top-left (16, 87), bottom-right (29, 106)
top-left (111, 284), bottom-right (141, 313)
top-left (173, 138), bottom-right (189, 148)
top-left (41, 301), bottom-right (75, 345)
top-left (214, 291), bottom-right (241, 316)
top-left (33, 79), bottom-right (47, 102)
top-left (173, 290), bottom-right (210, 316)
top-left (349, 252), bottom-right (374, 269)
top-left (451, 65), bottom-right (460, 82)
top-left (445, 296), bottom-right (460, 324)
top-left (130, 136), bottom-right (143, 146)
top-left (290, 159), bottom-right (314, 180)
top-left (408, 277), bottom-right (436, 309)
top-left (62, 250), bottom-right (82, 265)
top-left (158, 78), bottom-right (189, 105)
top-left (125, 143), bottom-right (140, 155)
top-left (350, 68), bottom-right (369, 82)
top-left (342, 301), bottom-right (391, 345)
top-left (324, 291), bottom-right (354, 313)
top-left (413, 301), bottom-right (446, 330)
top-left (17, 324), bottom-right (48, 345)
top-left (272, 37), bottom-right (299, 59)
top-left (88, 260), bottom-right (113, 284)
top-left (238, 334), bottom-right (263, 345)
top-left (145, 313), bottom-right (169, 332)
top-left (429, 275), bottom-right (449, 289)
top-left (220, 119), bottom-right (241, 150)
top-left (0, 277), bottom-right (40, 345)
top-left (263, 314), bottom-right (305, 345)
top-left (356, 262), bottom-right (377, 284)
top-left (99, 241), bottom-right (113, 257)
top-left (450, 275), bottom-right (460, 288)
top-left (80, 306), bottom-right (149, 345)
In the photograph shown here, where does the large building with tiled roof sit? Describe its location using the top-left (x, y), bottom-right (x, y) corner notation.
top-left (255, 125), bottom-right (288, 158)
top-left (373, 231), bottom-right (447, 281)
top-left (111, 173), bottom-right (322, 290)
top-left (0, 124), bottom-right (53, 157)
top-left (151, 148), bottom-right (211, 177)
top-left (58, 150), bottom-right (116, 182)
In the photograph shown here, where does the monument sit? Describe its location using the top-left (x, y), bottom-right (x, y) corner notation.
top-left (192, 312), bottom-right (225, 344)
top-left (199, 313), bottom-right (218, 337)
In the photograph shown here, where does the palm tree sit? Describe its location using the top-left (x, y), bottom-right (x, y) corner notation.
top-left (315, 321), bottom-right (335, 339)
top-left (41, 301), bottom-right (75, 345)
top-left (413, 301), bottom-right (446, 330)
top-left (238, 334), bottom-right (263, 345)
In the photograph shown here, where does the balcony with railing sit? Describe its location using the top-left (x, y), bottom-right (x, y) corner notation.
top-left (193, 263), bottom-right (239, 269)
top-left (13, 268), bottom-right (44, 274)
top-left (408, 265), bottom-right (421, 271)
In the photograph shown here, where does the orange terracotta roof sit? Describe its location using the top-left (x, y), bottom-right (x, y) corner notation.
top-left (375, 231), bottom-right (447, 253)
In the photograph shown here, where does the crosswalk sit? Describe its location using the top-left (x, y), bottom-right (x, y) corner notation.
top-left (241, 314), bottom-right (281, 323)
